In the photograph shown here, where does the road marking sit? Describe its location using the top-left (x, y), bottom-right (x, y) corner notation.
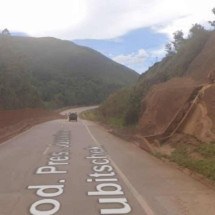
top-left (43, 146), bottom-right (50, 155)
top-left (82, 121), bottom-right (155, 215)
top-left (83, 122), bottom-right (100, 146)
top-left (28, 130), bottom-right (71, 215)
top-left (87, 146), bottom-right (131, 214)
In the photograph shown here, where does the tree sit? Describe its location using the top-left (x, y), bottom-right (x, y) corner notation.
top-left (209, 8), bottom-right (215, 28)
top-left (189, 24), bottom-right (205, 37)
top-left (172, 30), bottom-right (184, 52)
top-left (165, 42), bottom-right (175, 56)
top-left (2, 28), bottom-right (11, 36)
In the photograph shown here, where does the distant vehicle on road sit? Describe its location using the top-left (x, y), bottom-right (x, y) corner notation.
top-left (68, 112), bottom-right (78, 121)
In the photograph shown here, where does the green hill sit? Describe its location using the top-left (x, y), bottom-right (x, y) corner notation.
top-left (0, 36), bottom-right (138, 109)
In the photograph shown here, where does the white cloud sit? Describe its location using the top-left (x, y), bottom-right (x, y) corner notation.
top-left (149, 47), bottom-right (166, 59)
top-left (112, 46), bottom-right (167, 73)
top-left (113, 49), bottom-right (148, 65)
top-left (0, 0), bottom-right (87, 34)
top-left (0, 0), bottom-right (214, 39)
top-left (153, 1), bottom-right (215, 38)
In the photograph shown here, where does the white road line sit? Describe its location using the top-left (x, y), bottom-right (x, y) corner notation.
top-left (82, 120), bottom-right (155, 215)
top-left (43, 146), bottom-right (50, 155)
top-left (83, 122), bottom-right (100, 146)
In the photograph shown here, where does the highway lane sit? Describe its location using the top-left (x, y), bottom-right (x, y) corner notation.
top-left (0, 107), bottom-right (215, 215)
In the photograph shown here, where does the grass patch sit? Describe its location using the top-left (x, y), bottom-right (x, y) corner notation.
top-left (81, 105), bottom-right (126, 128)
top-left (80, 106), bottom-right (138, 136)
top-left (196, 142), bottom-right (215, 158)
top-left (80, 108), bottom-right (101, 121)
top-left (170, 143), bottom-right (215, 181)
top-left (106, 117), bottom-right (125, 128)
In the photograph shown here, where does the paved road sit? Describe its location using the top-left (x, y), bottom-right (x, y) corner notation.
top-left (0, 107), bottom-right (215, 215)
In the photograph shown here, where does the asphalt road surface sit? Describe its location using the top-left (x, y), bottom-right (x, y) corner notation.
top-left (0, 107), bottom-right (215, 215)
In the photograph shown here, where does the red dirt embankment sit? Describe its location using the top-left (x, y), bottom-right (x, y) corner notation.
top-left (181, 84), bottom-right (215, 142)
top-left (0, 108), bottom-right (64, 143)
top-left (139, 79), bottom-right (215, 143)
top-left (139, 78), bottom-right (197, 136)
top-left (139, 32), bottom-right (215, 143)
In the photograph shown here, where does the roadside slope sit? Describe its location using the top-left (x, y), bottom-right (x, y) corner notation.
top-left (138, 31), bottom-right (215, 142)
top-left (0, 108), bottom-right (63, 143)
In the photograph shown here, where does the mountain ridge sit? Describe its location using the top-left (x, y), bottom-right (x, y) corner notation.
top-left (0, 35), bottom-right (138, 109)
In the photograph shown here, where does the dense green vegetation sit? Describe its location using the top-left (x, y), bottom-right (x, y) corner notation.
top-left (82, 87), bottom-right (138, 128)
top-left (0, 39), bottom-right (42, 109)
top-left (170, 142), bottom-right (215, 181)
top-left (0, 36), bottom-right (138, 109)
top-left (99, 87), bottom-right (132, 127)
top-left (98, 24), bottom-right (212, 126)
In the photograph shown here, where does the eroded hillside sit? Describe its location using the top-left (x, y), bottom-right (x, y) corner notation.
top-left (92, 27), bottom-right (215, 182)
top-left (98, 28), bottom-right (215, 144)
top-left (138, 31), bottom-right (215, 143)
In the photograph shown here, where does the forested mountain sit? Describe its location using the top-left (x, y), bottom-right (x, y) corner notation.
top-left (0, 35), bottom-right (138, 109)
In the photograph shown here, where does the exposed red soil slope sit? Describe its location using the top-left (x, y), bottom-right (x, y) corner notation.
top-left (204, 85), bottom-right (215, 133)
top-left (139, 78), bottom-right (197, 136)
top-left (139, 32), bottom-right (215, 143)
top-left (0, 108), bottom-right (64, 143)
top-left (181, 84), bottom-right (215, 142)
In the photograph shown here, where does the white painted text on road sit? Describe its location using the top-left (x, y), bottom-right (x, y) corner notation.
top-left (86, 146), bottom-right (132, 214)
top-left (28, 130), bottom-right (71, 215)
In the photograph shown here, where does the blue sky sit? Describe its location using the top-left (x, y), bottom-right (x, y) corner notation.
top-left (1, 0), bottom-right (214, 74)
top-left (74, 27), bottom-right (169, 73)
